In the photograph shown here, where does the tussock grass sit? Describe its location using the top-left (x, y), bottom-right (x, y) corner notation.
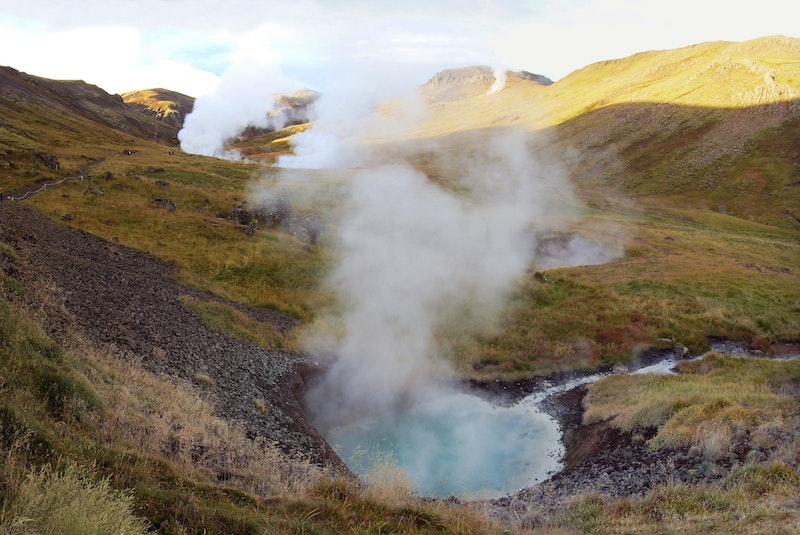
top-left (0, 286), bottom-right (514, 533)
top-left (1, 459), bottom-right (149, 535)
top-left (521, 463), bottom-right (800, 534)
top-left (583, 352), bottom-right (800, 461)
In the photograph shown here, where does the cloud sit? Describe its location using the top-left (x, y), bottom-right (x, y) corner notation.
top-left (3, 0), bottom-right (799, 97)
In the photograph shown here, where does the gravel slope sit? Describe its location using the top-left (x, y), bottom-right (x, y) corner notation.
top-left (0, 202), bottom-right (343, 470)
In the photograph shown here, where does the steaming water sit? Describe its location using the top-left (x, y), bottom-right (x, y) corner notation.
top-left (325, 388), bottom-right (563, 499)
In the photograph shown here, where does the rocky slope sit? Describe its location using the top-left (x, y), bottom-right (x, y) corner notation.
top-left (0, 66), bottom-right (180, 145)
top-left (0, 201), bottom-right (343, 471)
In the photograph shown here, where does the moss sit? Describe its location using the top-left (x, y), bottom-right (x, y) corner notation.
top-left (3, 276), bottom-right (26, 297)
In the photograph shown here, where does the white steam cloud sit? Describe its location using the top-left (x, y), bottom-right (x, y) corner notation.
top-left (304, 129), bottom-right (579, 431)
top-left (178, 64), bottom-right (298, 158)
top-left (224, 51), bottom-right (623, 494)
top-left (486, 66), bottom-right (507, 94)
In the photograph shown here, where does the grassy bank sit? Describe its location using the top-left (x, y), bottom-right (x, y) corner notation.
top-left (0, 276), bottom-right (514, 533)
top-left (515, 352), bottom-right (800, 534)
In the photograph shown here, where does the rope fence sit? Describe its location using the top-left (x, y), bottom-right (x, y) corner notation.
top-left (3, 175), bottom-right (84, 202)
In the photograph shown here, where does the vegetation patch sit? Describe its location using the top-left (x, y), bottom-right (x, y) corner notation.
top-left (181, 296), bottom-right (292, 350)
top-left (584, 353), bottom-right (800, 463)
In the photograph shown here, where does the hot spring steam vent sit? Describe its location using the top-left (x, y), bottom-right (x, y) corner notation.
top-left (287, 128), bottom-right (618, 498)
top-left (318, 384), bottom-right (564, 499)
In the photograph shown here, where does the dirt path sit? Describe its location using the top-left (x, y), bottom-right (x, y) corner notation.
top-left (0, 201), bottom-right (343, 469)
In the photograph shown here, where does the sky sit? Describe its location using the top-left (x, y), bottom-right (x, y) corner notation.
top-left (0, 0), bottom-right (798, 98)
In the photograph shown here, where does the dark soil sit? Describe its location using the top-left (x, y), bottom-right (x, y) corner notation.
top-left (0, 202), bottom-right (345, 471)
top-left (491, 384), bottom-right (701, 516)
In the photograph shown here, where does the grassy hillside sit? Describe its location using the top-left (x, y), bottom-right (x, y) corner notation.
top-left (121, 88), bottom-right (195, 129)
top-left (0, 280), bottom-right (506, 533)
top-left (1, 36), bottom-right (800, 532)
top-left (3, 36), bottom-right (799, 373)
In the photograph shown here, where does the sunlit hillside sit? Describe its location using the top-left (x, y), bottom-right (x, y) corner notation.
top-left (373, 36), bottom-right (800, 230)
top-left (121, 88), bottom-right (195, 129)
top-left (400, 36), bottom-right (800, 134)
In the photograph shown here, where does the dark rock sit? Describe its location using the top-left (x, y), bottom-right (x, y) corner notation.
top-left (32, 151), bottom-right (60, 170)
top-left (228, 200), bottom-right (253, 225)
top-left (241, 219), bottom-right (259, 237)
top-left (152, 198), bottom-right (177, 212)
top-left (252, 195), bottom-right (292, 228)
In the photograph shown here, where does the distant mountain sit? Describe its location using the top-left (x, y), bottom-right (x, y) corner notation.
top-left (121, 88), bottom-right (195, 130)
top-left (420, 65), bottom-right (552, 102)
top-left (0, 66), bottom-right (179, 144)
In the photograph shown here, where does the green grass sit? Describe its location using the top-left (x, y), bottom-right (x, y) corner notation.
top-left (181, 296), bottom-right (293, 349)
top-left (465, 205), bottom-right (799, 376)
top-left (29, 161), bottom-right (333, 320)
top-left (22, 147), bottom-right (800, 378)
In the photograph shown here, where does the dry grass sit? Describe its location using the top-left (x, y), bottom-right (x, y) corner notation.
top-left (1, 287), bottom-right (513, 533)
top-left (72, 337), bottom-right (324, 498)
top-left (583, 352), bottom-right (800, 462)
top-left (548, 463), bottom-right (800, 534)
top-left (1, 458), bottom-right (149, 535)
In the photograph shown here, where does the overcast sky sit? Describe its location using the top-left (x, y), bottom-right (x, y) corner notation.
top-left (1, 0), bottom-right (798, 97)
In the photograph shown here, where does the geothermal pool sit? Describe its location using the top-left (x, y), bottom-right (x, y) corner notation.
top-left (320, 358), bottom-right (679, 498)
top-left (324, 388), bottom-right (565, 499)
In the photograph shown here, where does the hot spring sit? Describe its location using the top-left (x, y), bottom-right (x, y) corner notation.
top-left (318, 386), bottom-right (566, 499)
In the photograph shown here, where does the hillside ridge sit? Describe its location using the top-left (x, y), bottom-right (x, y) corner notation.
top-left (0, 66), bottom-right (179, 144)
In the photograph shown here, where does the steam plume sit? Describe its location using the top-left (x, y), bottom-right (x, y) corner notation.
top-left (304, 129), bottom-right (578, 431)
top-left (178, 64), bottom-right (296, 158)
top-left (487, 66), bottom-right (507, 94)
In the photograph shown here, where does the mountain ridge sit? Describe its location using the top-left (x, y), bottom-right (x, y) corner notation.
top-left (0, 66), bottom-right (180, 144)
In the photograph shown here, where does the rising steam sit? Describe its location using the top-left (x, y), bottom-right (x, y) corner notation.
top-left (487, 66), bottom-right (507, 94)
top-left (302, 129), bottom-right (579, 432)
top-left (236, 65), bottom-right (621, 495)
top-left (178, 64), bottom-right (298, 158)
